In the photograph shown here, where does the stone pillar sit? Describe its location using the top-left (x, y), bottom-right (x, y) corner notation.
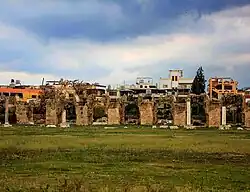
top-left (4, 98), bottom-right (11, 127)
top-left (206, 100), bottom-right (221, 128)
top-left (45, 99), bottom-right (58, 126)
top-left (60, 109), bottom-right (69, 128)
top-left (139, 101), bottom-right (155, 125)
top-left (244, 101), bottom-right (250, 128)
top-left (222, 106), bottom-right (227, 126)
top-left (173, 102), bottom-right (186, 126)
top-left (76, 105), bottom-right (92, 126)
top-left (186, 98), bottom-right (191, 126)
top-left (108, 107), bottom-right (121, 125)
top-left (29, 106), bottom-right (34, 125)
top-left (16, 101), bottom-right (29, 124)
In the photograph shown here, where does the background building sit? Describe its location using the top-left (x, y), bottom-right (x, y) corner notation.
top-left (158, 69), bottom-right (193, 95)
top-left (208, 77), bottom-right (239, 99)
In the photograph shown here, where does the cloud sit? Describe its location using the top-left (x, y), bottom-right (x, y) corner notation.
top-left (0, 2), bottom-right (250, 87)
top-left (1, 0), bottom-right (249, 41)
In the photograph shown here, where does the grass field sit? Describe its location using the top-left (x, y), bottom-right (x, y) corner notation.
top-left (0, 126), bottom-right (250, 191)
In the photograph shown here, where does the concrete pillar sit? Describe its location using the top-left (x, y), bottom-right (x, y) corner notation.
top-left (4, 98), bottom-right (12, 127)
top-left (222, 106), bottom-right (227, 125)
top-left (60, 109), bottom-right (69, 128)
top-left (186, 99), bottom-right (191, 126)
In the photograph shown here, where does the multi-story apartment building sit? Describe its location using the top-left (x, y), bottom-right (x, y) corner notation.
top-left (158, 69), bottom-right (193, 95)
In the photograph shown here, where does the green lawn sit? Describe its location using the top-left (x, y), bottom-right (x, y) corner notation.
top-left (0, 126), bottom-right (250, 191)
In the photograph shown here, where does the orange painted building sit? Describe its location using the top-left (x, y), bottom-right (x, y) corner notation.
top-left (0, 86), bottom-right (43, 102)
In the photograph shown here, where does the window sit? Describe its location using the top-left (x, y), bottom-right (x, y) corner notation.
top-left (32, 95), bottom-right (36, 99)
top-left (163, 85), bottom-right (168, 88)
top-left (175, 76), bottom-right (178, 81)
top-left (172, 76), bottom-right (175, 81)
top-left (140, 85), bottom-right (143, 88)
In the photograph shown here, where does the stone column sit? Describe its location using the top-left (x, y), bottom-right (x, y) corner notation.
top-left (29, 106), bottom-right (34, 125)
top-left (60, 109), bottom-right (69, 128)
top-left (4, 98), bottom-right (12, 127)
top-left (186, 98), bottom-right (191, 126)
top-left (222, 106), bottom-right (227, 126)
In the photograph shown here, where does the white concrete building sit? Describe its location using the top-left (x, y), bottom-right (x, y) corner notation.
top-left (159, 69), bottom-right (193, 95)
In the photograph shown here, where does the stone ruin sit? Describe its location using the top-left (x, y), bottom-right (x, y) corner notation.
top-left (1, 80), bottom-right (250, 129)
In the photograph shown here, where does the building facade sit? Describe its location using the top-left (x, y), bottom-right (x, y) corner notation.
top-left (158, 69), bottom-right (193, 95)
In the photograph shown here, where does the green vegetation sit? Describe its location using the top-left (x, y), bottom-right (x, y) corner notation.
top-left (0, 126), bottom-right (250, 191)
top-left (191, 66), bottom-right (206, 95)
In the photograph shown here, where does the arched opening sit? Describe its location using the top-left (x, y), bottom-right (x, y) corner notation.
top-left (0, 106), bottom-right (17, 124)
top-left (33, 105), bottom-right (46, 124)
top-left (125, 103), bottom-right (140, 124)
top-left (224, 95), bottom-right (243, 126)
top-left (191, 96), bottom-right (206, 126)
top-left (157, 103), bottom-right (173, 125)
top-left (93, 105), bottom-right (107, 125)
top-left (9, 106), bottom-right (17, 124)
top-left (66, 103), bottom-right (77, 125)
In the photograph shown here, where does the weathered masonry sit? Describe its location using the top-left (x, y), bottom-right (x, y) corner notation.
top-left (1, 81), bottom-right (250, 129)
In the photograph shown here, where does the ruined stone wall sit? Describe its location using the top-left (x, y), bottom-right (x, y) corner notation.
top-left (45, 99), bottom-right (58, 125)
top-left (15, 101), bottom-right (29, 124)
top-left (206, 100), bottom-right (221, 127)
top-left (173, 103), bottom-right (186, 126)
top-left (139, 101), bottom-right (155, 125)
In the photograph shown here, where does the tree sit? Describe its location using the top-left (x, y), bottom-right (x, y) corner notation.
top-left (191, 66), bottom-right (206, 95)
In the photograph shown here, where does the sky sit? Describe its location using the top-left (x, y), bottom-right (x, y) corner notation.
top-left (0, 0), bottom-right (250, 88)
